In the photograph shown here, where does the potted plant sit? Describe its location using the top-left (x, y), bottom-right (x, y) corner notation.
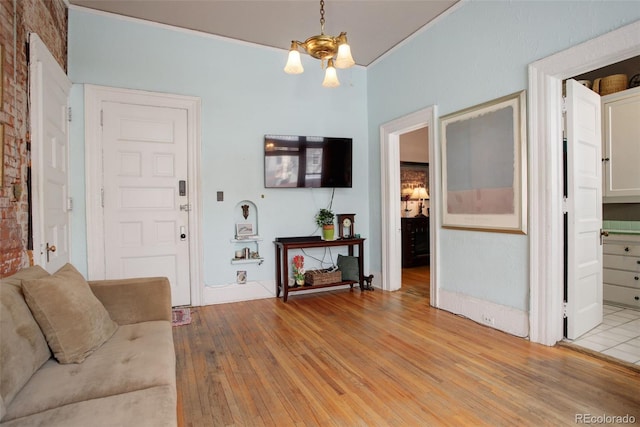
top-left (315, 208), bottom-right (335, 240)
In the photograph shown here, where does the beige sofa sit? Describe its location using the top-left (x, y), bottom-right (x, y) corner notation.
top-left (0, 264), bottom-right (177, 426)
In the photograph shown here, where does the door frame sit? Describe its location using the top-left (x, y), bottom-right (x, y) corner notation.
top-left (528, 20), bottom-right (640, 345)
top-left (84, 84), bottom-right (203, 307)
top-left (380, 106), bottom-right (438, 305)
top-left (29, 33), bottom-right (72, 269)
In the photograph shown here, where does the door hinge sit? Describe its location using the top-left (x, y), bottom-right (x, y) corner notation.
top-left (562, 301), bottom-right (568, 319)
top-left (561, 96), bottom-right (567, 113)
top-left (67, 197), bottom-right (73, 211)
top-left (179, 203), bottom-right (191, 212)
top-left (562, 196), bottom-right (568, 214)
top-left (67, 107), bottom-right (72, 122)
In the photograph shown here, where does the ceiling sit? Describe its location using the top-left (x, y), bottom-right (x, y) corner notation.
top-left (68, 0), bottom-right (460, 66)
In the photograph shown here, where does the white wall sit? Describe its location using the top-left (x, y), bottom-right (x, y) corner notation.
top-left (67, 8), bottom-right (369, 298)
top-left (367, 1), bottom-right (640, 316)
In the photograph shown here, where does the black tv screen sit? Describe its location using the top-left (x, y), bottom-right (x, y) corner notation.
top-left (264, 135), bottom-right (353, 188)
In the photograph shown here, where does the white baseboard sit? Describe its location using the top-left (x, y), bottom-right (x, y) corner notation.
top-left (437, 289), bottom-right (529, 338)
top-left (203, 281), bottom-right (275, 305)
top-left (202, 280), bottom-right (360, 305)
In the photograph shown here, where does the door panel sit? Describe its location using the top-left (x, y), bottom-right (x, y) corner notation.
top-left (29, 34), bottom-right (71, 273)
top-left (102, 102), bottom-right (190, 306)
top-left (566, 79), bottom-right (603, 340)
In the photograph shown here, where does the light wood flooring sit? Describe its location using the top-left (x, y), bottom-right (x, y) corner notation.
top-left (173, 266), bottom-right (640, 426)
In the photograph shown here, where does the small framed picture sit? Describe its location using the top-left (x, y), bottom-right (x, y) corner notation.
top-left (236, 223), bottom-right (254, 237)
top-left (236, 270), bottom-right (247, 284)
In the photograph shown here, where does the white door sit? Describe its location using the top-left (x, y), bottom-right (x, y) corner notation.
top-left (565, 79), bottom-right (603, 339)
top-left (102, 101), bottom-right (191, 306)
top-left (29, 34), bottom-right (71, 273)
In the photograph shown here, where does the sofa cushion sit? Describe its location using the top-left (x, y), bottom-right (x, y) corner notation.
top-left (22, 264), bottom-right (118, 364)
top-left (0, 266), bottom-right (52, 413)
top-left (3, 321), bottom-right (175, 422)
top-left (0, 385), bottom-right (177, 427)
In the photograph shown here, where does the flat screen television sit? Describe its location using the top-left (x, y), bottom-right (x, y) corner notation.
top-left (264, 135), bottom-right (353, 188)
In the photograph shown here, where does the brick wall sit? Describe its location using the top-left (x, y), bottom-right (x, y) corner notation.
top-left (0, 0), bottom-right (67, 277)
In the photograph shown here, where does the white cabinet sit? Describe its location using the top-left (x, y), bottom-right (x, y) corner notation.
top-left (602, 86), bottom-right (640, 203)
top-left (603, 234), bottom-right (640, 309)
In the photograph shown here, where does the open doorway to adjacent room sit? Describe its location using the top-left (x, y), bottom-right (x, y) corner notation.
top-left (563, 57), bottom-right (640, 366)
top-left (400, 129), bottom-right (431, 299)
top-left (380, 106), bottom-right (437, 304)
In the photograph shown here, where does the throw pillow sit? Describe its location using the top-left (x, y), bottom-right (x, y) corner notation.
top-left (337, 254), bottom-right (359, 281)
top-left (22, 263), bottom-right (118, 364)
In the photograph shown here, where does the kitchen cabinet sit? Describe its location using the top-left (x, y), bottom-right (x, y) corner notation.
top-left (602, 86), bottom-right (640, 203)
top-left (603, 234), bottom-right (640, 309)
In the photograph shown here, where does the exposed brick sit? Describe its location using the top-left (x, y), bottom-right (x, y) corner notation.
top-left (0, 0), bottom-right (67, 277)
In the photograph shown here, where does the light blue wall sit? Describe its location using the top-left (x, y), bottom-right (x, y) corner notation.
top-left (367, 1), bottom-right (640, 310)
top-left (68, 3), bottom-right (640, 309)
top-left (68, 9), bottom-right (368, 286)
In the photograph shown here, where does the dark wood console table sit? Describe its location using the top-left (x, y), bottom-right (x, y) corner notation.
top-left (274, 237), bottom-right (365, 302)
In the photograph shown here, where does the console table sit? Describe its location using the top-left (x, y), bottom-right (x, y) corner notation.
top-left (274, 237), bottom-right (365, 302)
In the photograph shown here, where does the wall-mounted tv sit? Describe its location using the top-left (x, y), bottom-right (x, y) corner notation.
top-left (264, 135), bottom-right (352, 188)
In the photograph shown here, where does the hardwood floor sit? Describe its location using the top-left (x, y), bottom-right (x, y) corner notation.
top-left (174, 267), bottom-right (639, 426)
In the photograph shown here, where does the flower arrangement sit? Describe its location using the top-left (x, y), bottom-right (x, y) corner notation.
top-left (292, 255), bottom-right (305, 285)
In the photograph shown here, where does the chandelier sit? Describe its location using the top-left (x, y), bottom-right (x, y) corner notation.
top-left (283, 0), bottom-right (355, 88)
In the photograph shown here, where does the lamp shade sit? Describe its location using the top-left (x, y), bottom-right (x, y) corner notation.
top-left (322, 59), bottom-right (340, 88)
top-left (335, 43), bottom-right (355, 69)
top-left (411, 187), bottom-right (428, 200)
top-left (284, 49), bottom-right (304, 74)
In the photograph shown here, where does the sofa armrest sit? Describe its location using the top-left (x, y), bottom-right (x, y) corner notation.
top-left (88, 277), bottom-right (172, 325)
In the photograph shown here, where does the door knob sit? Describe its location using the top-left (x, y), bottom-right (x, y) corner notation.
top-left (46, 243), bottom-right (56, 262)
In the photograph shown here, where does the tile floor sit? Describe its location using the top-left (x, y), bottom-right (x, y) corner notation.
top-left (572, 304), bottom-right (640, 366)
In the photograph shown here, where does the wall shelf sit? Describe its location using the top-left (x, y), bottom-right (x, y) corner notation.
top-left (231, 200), bottom-right (263, 267)
top-left (231, 257), bottom-right (264, 265)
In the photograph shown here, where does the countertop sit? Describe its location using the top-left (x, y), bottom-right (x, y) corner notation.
top-left (603, 220), bottom-right (640, 236)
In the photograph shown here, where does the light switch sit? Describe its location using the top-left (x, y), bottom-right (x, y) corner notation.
top-left (217, 191), bottom-right (224, 201)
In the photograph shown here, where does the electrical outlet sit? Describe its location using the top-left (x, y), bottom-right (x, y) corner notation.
top-left (482, 314), bottom-right (495, 326)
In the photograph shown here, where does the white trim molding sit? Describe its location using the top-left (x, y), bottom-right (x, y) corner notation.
top-left (528, 20), bottom-right (640, 346)
top-left (380, 106), bottom-right (439, 305)
top-left (439, 289), bottom-right (529, 337)
top-left (84, 84), bottom-right (204, 307)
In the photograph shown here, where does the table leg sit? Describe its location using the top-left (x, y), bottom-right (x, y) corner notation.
top-left (275, 244), bottom-right (282, 298)
top-left (283, 247), bottom-right (289, 302)
top-left (358, 241), bottom-right (364, 291)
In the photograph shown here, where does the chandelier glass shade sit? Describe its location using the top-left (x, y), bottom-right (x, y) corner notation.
top-left (284, 0), bottom-right (355, 87)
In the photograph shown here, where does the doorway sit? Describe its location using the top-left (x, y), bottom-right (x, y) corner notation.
top-left (528, 20), bottom-right (640, 346)
top-left (380, 106), bottom-right (438, 305)
top-left (399, 129), bottom-right (430, 296)
top-left (564, 61), bottom-right (640, 365)
top-left (84, 85), bottom-right (203, 307)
